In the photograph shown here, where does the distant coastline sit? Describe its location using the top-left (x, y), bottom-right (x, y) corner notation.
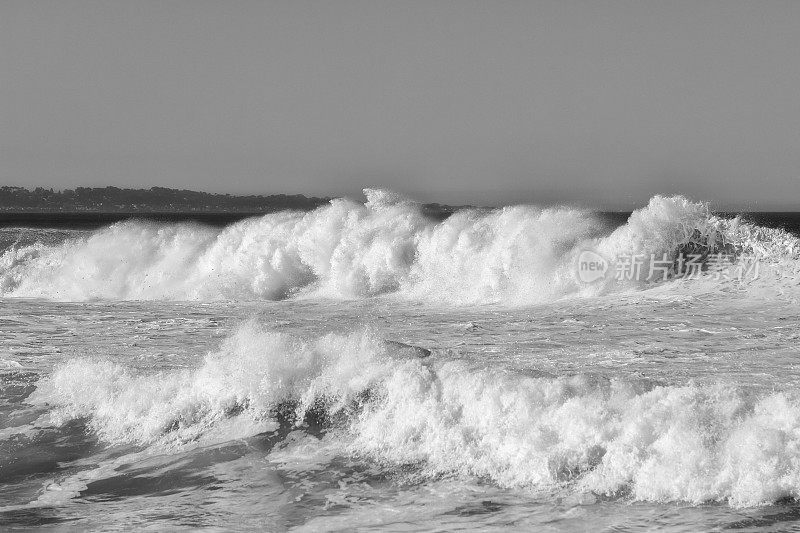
top-left (0, 186), bottom-right (468, 227)
top-left (0, 186), bottom-right (331, 213)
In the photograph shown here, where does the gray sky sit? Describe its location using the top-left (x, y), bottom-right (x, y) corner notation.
top-left (2, 1), bottom-right (800, 209)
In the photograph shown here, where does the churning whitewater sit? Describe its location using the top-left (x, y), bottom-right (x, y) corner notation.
top-left (33, 323), bottom-right (800, 508)
top-left (4, 192), bottom-right (800, 530)
top-left (1, 190), bottom-right (797, 303)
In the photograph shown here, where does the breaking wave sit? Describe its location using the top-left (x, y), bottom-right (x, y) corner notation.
top-left (1, 190), bottom-right (798, 303)
top-left (30, 324), bottom-right (800, 508)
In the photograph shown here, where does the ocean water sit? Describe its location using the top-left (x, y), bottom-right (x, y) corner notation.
top-left (3, 191), bottom-right (800, 531)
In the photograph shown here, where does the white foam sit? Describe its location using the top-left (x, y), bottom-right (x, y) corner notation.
top-left (31, 324), bottom-right (402, 447)
top-left (0, 358), bottom-right (22, 370)
top-left (1, 191), bottom-right (797, 303)
top-left (30, 324), bottom-right (800, 508)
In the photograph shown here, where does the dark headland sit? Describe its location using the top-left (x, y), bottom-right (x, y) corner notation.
top-left (0, 186), bottom-right (462, 228)
top-left (0, 186), bottom-right (332, 213)
top-left (0, 186), bottom-right (330, 228)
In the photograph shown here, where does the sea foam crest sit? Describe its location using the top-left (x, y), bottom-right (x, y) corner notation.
top-left (597, 195), bottom-right (799, 283)
top-left (1, 191), bottom-right (797, 302)
top-left (31, 325), bottom-right (800, 508)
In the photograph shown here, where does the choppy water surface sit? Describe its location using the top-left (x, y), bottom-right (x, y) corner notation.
top-left (3, 193), bottom-right (800, 531)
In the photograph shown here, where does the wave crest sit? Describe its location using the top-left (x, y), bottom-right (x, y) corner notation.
top-left (30, 324), bottom-right (800, 508)
top-left (1, 191), bottom-right (797, 302)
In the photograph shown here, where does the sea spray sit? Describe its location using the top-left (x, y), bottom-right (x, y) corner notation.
top-left (30, 323), bottom-right (800, 508)
top-left (2, 191), bottom-right (797, 302)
